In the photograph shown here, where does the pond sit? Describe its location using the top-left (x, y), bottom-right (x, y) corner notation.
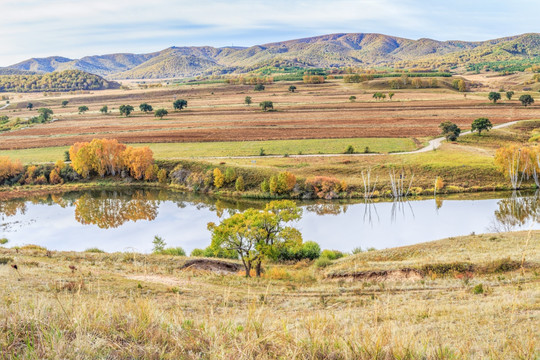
top-left (1, 188), bottom-right (539, 254)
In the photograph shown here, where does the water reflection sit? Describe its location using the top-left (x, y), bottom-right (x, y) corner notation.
top-left (490, 191), bottom-right (540, 232)
top-left (0, 189), bottom-right (539, 252)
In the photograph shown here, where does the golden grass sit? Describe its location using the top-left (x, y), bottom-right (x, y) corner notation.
top-left (0, 231), bottom-right (538, 359)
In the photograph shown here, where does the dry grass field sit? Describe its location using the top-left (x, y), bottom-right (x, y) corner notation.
top-left (0, 231), bottom-right (538, 359)
top-left (1, 80), bottom-right (539, 151)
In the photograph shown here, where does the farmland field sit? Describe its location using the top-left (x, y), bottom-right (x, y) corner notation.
top-left (1, 80), bottom-right (539, 151)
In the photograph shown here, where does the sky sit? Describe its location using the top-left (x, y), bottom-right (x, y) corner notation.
top-left (1, 0), bottom-right (538, 66)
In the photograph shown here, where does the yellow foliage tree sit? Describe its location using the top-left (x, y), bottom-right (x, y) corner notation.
top-left (213, 168), bottom-right (225, 188)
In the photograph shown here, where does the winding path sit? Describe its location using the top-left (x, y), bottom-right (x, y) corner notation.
top-left (192, 120), bottom-right (520, 160)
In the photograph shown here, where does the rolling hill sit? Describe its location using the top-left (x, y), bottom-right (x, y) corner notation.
top-left (5, 33), bottom-right (539, 79)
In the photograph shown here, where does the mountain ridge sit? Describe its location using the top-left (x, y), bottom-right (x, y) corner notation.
top-left (3, 32), bottom-right (539, 79)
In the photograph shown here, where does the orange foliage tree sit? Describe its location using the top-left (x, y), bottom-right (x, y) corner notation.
top-left (69, 139), bottom-right (154, 180)
top-left (0, 157), bottom-right (23, 182)
top-left (305, 176), bottom-right (347, 199)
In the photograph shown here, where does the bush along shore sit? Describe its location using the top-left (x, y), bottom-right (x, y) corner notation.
top-left (1, 138), bottom-right (539, 201)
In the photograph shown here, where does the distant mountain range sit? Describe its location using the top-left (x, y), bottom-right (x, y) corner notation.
top-left (2, 33), bottom-right (539, 79)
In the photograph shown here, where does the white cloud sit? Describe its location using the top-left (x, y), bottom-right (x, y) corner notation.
top-left (0, 0), bottom-right (538, 66)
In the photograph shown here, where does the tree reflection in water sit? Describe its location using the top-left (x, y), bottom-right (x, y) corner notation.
top-left (363, 200), bottom-right (380, 227)
top-left (74, 190), bottom-right (159, 229)
top-left (391, 199), bottom-right (415, 224)
top-left (490, 191), bottom-right (540, 232)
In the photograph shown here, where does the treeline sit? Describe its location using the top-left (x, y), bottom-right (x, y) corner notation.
top-left (344, 72), bottom-right (451, 83)
top-left (69, 139), bottom-right (160, 180)
top-left (0, 70), bottom-right (120, 93)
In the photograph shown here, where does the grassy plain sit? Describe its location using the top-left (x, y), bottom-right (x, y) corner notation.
top-left (0, 231), bottom-right (538, 359)
top-left (0, 80), bottom-right (539, 150)
top-left (0, 137), bottom-right (417, 164)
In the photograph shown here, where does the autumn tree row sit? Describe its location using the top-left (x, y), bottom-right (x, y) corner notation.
top-left (69, 139), bottom-right (161, 180)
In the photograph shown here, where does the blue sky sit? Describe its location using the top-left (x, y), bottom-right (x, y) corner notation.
top-left (1, 0), bottom-right (538, 66)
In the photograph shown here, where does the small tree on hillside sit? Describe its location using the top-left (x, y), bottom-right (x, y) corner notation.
top-left (154, 108), bottom-right (168, 119)
top-left (519, 94), bottom-right (534, 107)
top-left (471, 117), bottom-right (493, 135)
top-left (506, 91), bottom-right (514, 100)
top-left (259, 101), bottom-right (273, 111)
top-left (139, 103), bottom-right (153, 113)
top-left (26, 103), bottom-right (33, 110)
top-left (78, 105), bottom-right (89, 114)
top-left (173, 99), bottom-right (188, 111)
top-left (61, 100), bottom-right (69, 107)
top-left (488, 92), bottom-right (501, 103)
top-left (388, 92), bottom-right (395, 100)
top-left (244, 96), bottom-right (252, 105)
top-left (439, 121), bottom-right (461, 141)
top-left (119, 105), bottom-right (134, 117)
top-left (254, 84), bottom-right (265, 91)
top-left (100, 106), bottom-right (108, 114)
top-left (288, 85), bottom-right (297, 92)
top-left (349, 95), bottom-right (356, 102)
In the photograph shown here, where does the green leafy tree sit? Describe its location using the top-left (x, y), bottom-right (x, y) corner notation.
top-left (519, 94), bottom-right (534, 107)
top-left (488, 92), bottom-right (501, 103)
top-left (100, 106), bottom-right (108, 114)
top-left (61, 100), bottom-right (69, 107)
top-left (26, 103), bottom-right (33, 110)
top-left (139, 103), bottom-right (153, 113)
top-left (244, 96), bottom-right (252, 105)
top-left (388, 92), bottom-right (395, 100)
top-left (235, 176), bottom-right (245, 191)
top-left (119, 105), bottom-right (134, 117)
top-left (78, 105), bottom-right (89, 114)
top-left (349, 95), bottom-right (356, 102)
top-left (207, 200), bottom-right (303, 277)
top-left (288, 85), bottom-right (297, 92)
top-left (506, 91), bottom-right (514, 100)
top-left (344, 145), bottom-right (355, 154)
top-left (173, 99), bottom-right (188, 111)
top-left (37, 108), bottom-right (53, 121)
top-left (152, 236), bottom-right (166, 253)
top-left (439, 121), bottom-right (461, 141)
top-left (261, 179), bottom-right (270, 192)
top-left (471, 117), bottom-right (493, 135)
top-left (259, 101), bottom-right (273, 111)
top-left (254, 84), bottom-right (265, 91)
top-left (154, 108), bottom-right (168, 119)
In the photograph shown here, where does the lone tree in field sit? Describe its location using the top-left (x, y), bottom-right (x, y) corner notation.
top-left (471, 117), bottom-right (493, 135)
top-left (26, 103), bottom-right (33, 110)
top-left (244, 96), bottom-right (252, 106)
top-left (388, 92), bottom-right (395, 100)
top-left (519, 94), bottom-right (534, 107)
top-left (119, 105), bottom-right (134, 117)
top-left (78, 105), bottom-right (89, 114)
top-left (488, 92), bottom-right (501, 103)
top-left (439, 121), bottom-right (461, 141)
top-left (61, 100), bottom-right (69, 107)
top-left (207, 200), bottom-right (303, 277)
top-left (173, 99), bottom-right (187, 111)
top-left (100, 106), bottom-right (108, 114)
top-left (254, 84), bottom-right (265, 91)
top-left (288, 85), bottom-right (297, 92)
top-left (139, 103), bottom-right (153, 113)
top-left (154, 108), bottom-right (168, 119)
top-left (506, 91), bottom-right (514, 101)
top-left (37, 108), bottom-right (53, 122)
top-left (349, 95), bottom-right (356, 102)
top-left (259, 101), bottom-right (273, 111)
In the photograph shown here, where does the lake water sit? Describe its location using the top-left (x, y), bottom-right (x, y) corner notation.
top-left (1, 188), bottom-right (539, 253)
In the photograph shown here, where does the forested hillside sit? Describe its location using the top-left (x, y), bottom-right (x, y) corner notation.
top-left (0, 70), bottom-right (120, 92)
